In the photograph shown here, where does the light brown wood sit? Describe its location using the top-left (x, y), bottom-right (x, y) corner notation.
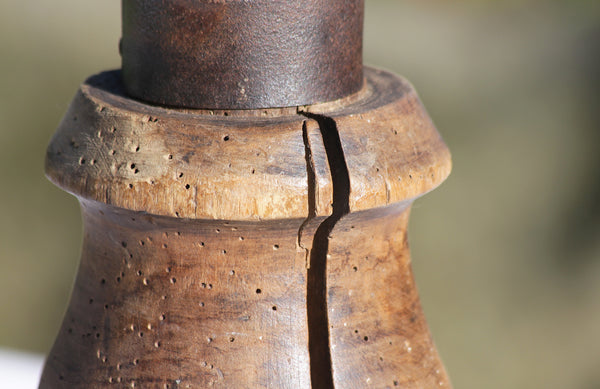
top-left (45, 68), bottom-right (450, 220)
top-left (40, 67), bottom-right (452, 388)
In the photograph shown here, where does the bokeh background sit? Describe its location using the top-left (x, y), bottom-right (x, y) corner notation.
top-left (1, 1), bottom-right (599, 388)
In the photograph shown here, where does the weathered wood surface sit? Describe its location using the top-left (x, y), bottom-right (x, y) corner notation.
top-left (40, 67), bottom-right (452, 388)
top-left (45, 68), bottom-right (450, 220)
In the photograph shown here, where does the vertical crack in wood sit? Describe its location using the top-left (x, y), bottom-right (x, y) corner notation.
top-left (298, 120), bottom-right (318, 269)
top-left (299, 111), bottom-right (351, 389)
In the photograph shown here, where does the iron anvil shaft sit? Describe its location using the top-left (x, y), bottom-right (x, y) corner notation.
top-left (121, 0), bottom-right (364, 109)
top-left (40, 1), bottom-right (452, 388)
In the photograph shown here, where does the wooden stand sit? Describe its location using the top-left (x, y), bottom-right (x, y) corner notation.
top-left (40, 68), bottom-right (452, 388)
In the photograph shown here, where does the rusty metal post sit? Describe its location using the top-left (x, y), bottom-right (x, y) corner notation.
top-left (40, 1), bottom-right (452, 387)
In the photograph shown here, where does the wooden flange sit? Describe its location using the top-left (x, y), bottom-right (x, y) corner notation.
top-left (45, 68), bottom-right (450, 221)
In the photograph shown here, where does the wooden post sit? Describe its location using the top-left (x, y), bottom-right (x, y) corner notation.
top-left (40, 1), bottom-right (452, 388)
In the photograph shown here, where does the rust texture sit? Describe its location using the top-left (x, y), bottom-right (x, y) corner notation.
top-left (121, 0), bottom-right (364, 109)
top-left (40, 0), bottom-right (453, 387)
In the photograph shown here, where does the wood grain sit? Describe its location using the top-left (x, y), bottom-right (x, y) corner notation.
top-left (40, 67), bottom-right (452, 388)
top-left (45, 68), bottom-right (450, 220)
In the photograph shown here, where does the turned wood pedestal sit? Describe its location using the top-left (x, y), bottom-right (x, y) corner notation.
top-left (40, 67), bottom-right (452, 388)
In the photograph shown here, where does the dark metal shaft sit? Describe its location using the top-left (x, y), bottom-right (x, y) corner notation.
top-left (121, 0), bottom-right (364, 109)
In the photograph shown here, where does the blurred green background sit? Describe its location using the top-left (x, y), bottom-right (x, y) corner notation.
top-left (1, 1), bottom-right (599, 388)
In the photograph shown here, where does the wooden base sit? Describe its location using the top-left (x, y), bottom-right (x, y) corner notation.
top-left (41, 67), bottom-right (452, 388)
top-left (40, 201), bottom-right (449, 388)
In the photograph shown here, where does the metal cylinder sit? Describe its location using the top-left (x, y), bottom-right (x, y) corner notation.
top-left (121, 0), bottom-right (364, 109)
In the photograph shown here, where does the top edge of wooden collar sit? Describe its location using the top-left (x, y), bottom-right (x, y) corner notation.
top-left (45, 68), bottom-right (451, 221)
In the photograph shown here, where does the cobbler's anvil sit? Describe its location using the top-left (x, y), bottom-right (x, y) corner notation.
top-left (40, 1), bottom-right (452, 387)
